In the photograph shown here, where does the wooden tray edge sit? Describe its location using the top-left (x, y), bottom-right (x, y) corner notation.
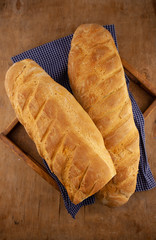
top-left (143, 99), bottom-right (156, 119)
top-left (121, 58), bottom-right (156, 97)
top-left (3, 118), bottom-right (19, 135)
top-left (0, 133), bottom-right (59, 192)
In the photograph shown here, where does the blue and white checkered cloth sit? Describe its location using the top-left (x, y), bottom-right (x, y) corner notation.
top-left (12, 25), bottom-right (156, 218)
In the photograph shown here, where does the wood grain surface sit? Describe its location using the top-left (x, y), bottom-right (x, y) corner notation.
top-left (0, 0), bottom-right (156, 239)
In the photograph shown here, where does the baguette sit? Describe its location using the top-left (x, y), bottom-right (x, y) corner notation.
top-left (5, 59), bottom-right (116, 204)
top-left (68, 24), bottom-right (140, 206)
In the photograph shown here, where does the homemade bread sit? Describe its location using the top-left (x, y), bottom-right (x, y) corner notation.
top-left (68, 24), bottom-right (140, 207)
top-left (5, 59), bottom-right (116, 204)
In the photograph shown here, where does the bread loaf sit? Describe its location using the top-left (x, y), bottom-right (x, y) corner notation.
top-left (68, 24), bottom-right (140, 207)
top-left (5, 59), bottom-right (116, 204)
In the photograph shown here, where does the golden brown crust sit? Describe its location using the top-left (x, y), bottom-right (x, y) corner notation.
top-left (68, 24), bottom-right (140, 207)
top-left (5, 59), bottom-right (116, 205)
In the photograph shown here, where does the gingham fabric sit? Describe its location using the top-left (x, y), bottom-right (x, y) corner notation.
top-left (12, 25), bottom-right (156, 218)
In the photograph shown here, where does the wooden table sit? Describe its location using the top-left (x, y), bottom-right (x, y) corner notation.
top-left (0, 0), bottom-right (156, 239)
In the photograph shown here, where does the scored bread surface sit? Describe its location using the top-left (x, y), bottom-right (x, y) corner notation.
top-left (5, 59), bottom-right (116, 205)
top-left (68, 24), bottom-right (140, 207)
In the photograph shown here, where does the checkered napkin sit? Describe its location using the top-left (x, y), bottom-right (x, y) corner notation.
top-left (12, 25), bottom-right (156, 218)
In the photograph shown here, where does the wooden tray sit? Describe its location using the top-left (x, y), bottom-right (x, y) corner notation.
top-left (0, 58), bottom-right (156, 193)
